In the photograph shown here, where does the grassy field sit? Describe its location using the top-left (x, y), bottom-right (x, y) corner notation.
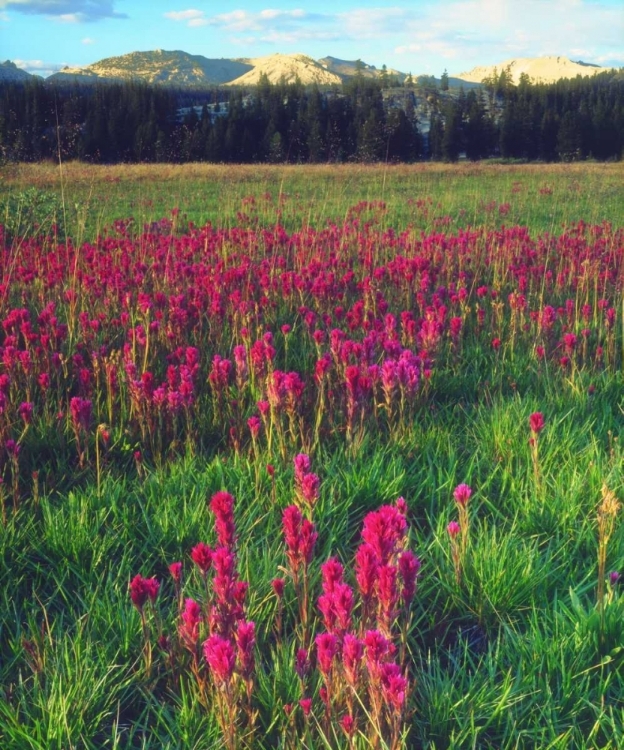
top-left (2, 161), bottom-right (624, 239)
top-left (0, 161), bottom-right (622, 749)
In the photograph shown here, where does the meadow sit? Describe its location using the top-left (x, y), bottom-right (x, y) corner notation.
top-left (0, 161), bottom-right (622, 749)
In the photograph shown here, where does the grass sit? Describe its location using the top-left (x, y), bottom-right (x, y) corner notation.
top-left (1, 161), bottom-right (624, 240)
top-left (0, 160), bottom-right (622, 748)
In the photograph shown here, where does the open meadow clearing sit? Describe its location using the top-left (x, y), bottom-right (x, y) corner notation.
top-left (0, 161), bottom-right (623, 749)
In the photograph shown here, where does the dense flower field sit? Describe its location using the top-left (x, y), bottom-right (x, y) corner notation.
top-left (1, 207), bottom-right (622, 482)
top-left (0, 193), bottom-right (622, 748)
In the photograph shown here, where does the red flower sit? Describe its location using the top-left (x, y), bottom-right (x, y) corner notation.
top-left (168, 561), bottom-right (182, 583)
top-left (190, 542), bottom-right (213, 574)
top-left (129, 574), bottom-right (159, 611)
top-left (271, 578), bottom-right (285, 599)
top-left (447, 521), bottom-right (460, 538)
top-left (210, 490), bottom-right (236, 549)
top-left (315, 632), bottom-right (338, 677)
top-left (179, 598), bottom-right (202, 649)
top-left (236, 620), bottom-right (256, 679)
top-left (203, 635), bottom-right (236, 684)
top-left (453, 483), bottom-right (472, 507)
top-left (529, 412), bottom-right (545, 434)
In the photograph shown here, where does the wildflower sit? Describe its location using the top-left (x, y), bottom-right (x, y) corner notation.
top-left (190, 542), bottom-right (213, 575)
top-left (295, 648), bottom-right (310, 680)
top-left (203, 634), bottom-right (236, 685)
top-left (380, 662), bottom-right (408, 711)
top-left (342, 633), bottom-right (364, 685)
top-left (609, 571), bottom-right (620, 586)
top-left (355, 543), bottom-right (379, 600)
top-left (271, 578), bottom-right (285, 599)
top-left (447, 521), bottom-right (460, 538)
top-left (398, 550), bottom-right (421, 606)
top-left (321, 557), bottom-right (344, 594)
top-left (299, 697), bottom-right (312, 717)
top-left (529, 412), bottom-right (545, 434)
top-left (210, 491), bottom-right (236, 549)
top-left (453, 483), bottom-right (472, 506)
top-left (316, 632), bottom-right (338, 677)
top-left (18, 402), bottom-right (33, 425)
top-left (340, 714), bottom-right (356, 737)
top-left (129, 574), bottom-right (159, 611)
top-left (236, 620), bottom-right (255, 679)
top-left (168, 561), bottom-right (182, 583)
top-left (179, 598), bottom-right (202, 649)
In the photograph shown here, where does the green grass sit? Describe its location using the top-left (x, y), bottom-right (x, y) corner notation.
top-left (1, 161), bottom-right (624, 241)
top-left (0, 161), bottom-right (623, 748)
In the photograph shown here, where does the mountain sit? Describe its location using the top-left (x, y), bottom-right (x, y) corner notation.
top-left (0, 60), bottom-right (39, 82)
top-left (455, 55), bottom-right (610, 84)
top-left (44, 49), bottom-right (403, 88)
top-left (48, 49), bottom-right (253, 87)
top-left (227, 54), bottom-right (342, 86)
top-left (319, 56), bottom-right (406, 83)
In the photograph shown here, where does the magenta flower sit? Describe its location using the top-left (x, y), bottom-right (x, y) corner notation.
top-left (190, 542), bottom-right (213, 575)
top-left (179, 598), bottom-right (202, 649)
top-left (361, 505), bottom-right (407, 564)
top-left (321, 557), bottom-right (344, 594)
top-left (340, 714), bottom-right (356, 737)
top-left (398, 550), bottom-right (421, 606)
top-left (355, 543), bottom-right (379, 601)
top-left (18, 401), bottom-right (34, 425)
top-left (129, 574), bottom-right (159, 611)
top-left (447, 521), bottom-right (461, 538)
top-left (300, 472), bottom-right (320, 508)
top-left (380, 662), bottom-right (408, 711)
top-left (236, 620), bottom-right (256, 679)
top-left (453, 483), bottom-right (472, 507)
top-left (203, 634), bottom-right (236, 684)
top-left (529, 412), bottom-right (545, 434)
top-left (271, 578), bottom-right (285, 599)
top-left (315, 632), bottom-right (338, 677)
top-left (299, 697), bottom-right (312, 716)
top-left (295, 648), bottom-right (310, 680)
top-left (210, 490), bottom-right (236, 549)
top-left (342, 633), bottom-right (364, 685)
top-left (168, 561), bottom-right (182, 583)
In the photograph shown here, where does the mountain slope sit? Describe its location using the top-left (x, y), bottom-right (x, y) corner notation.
top-left (48, 49), bottom-right (253, 87)
top-left (0, 61), bottom-right (39, 82)
top-left (227, 54), bottom-right (342, 86)
top-left (455, 55), bottom-right (610, 84)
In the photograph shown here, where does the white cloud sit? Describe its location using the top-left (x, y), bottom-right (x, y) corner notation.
top-left (164, 9), bottom-right (204, 22)
top-left (166, 2), bottom-right (622, 67)
top-left (14, 57), bottom-right (69, 76)
top-left (81, 35), bottom-right (94, 43)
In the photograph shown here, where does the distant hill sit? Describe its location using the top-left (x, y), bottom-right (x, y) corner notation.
top-left (47, 49), bottom-right (253, 87)
top-left (319, 56), bottom-right (406, 83)
top-left (0, 60), bottom-right (39, 82)
top-left (455, 55), bottom-right (610, 84)
top-left (11, 49), bottom-right (616, 90)
top-left (227, 54), bottom-right (342, 86)
top-left (43, 49), bottom-right (408, 89)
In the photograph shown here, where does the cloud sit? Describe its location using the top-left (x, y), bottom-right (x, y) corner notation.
top-left (81, 35), bottom-right (94, 43)
top-left (14, 57), bottom-right (69, 76)
top-left (389, 0), bottom-right (624, 69)
top-left (164, 2), bottom-right (622, 66)
top-left (0, 0), bottom-right (127, 22)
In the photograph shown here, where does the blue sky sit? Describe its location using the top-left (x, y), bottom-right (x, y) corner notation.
top-left (1, 0), bottom-right (623, 78)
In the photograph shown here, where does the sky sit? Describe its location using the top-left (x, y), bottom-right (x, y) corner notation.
top-left (1, 0), bottom-right (623, 79)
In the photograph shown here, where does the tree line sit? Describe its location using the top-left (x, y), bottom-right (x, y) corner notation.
top-left (0, 68), bottom-right (622, 163)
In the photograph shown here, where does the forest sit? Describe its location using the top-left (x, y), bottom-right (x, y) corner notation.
top-left (0, 67), bottom-right (622, 163)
